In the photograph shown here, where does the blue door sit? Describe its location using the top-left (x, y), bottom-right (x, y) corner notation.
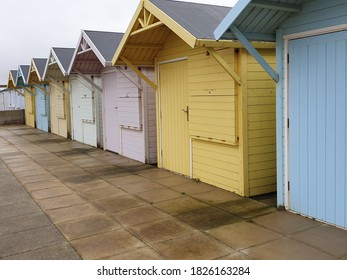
top-left (35, 87), bottom-right (50, 132)
top-left (289, 30), bottom-right (347, 228)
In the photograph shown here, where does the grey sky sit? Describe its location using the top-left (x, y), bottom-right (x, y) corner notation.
top-left (0, 0), bottom-right (237, 86)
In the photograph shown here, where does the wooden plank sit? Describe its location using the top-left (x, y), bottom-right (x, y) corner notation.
top-left (120, 56), bottom-right (157, 90)
top-left (130, 21), bottom-right (164, 36)
top-left (205, 47), bottom-right (242, 85)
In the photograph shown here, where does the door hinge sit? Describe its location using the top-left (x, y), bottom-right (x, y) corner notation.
top-left (288, 181), bottom-right (290, 191)
top-left (287, 53), bottom-right (290, 64)
top-left (287, 118), bottom-right (290, 128)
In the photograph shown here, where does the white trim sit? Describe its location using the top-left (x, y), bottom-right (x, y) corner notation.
top-left (284, 38), bottom-right (290, 210)
top-left (283, 23), bottom-right (347, 40)
top-left (157, 57), bottom-right (188, 65)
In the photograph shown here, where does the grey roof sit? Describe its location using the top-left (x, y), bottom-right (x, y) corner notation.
top-left (53, 47), bottom-right (75, 73)
top-left (149, 0), bottom-right (231, 40)
top-left (84, 30), bottom-right (124, 61)
top-left (214, 0), bottom-right (305, 41)
top-left (33, 58), bottom-right (48, 78)
top-left (10, 70), bottom-right (17, 80)
top-left (18, 65), bottom-right (30, 84)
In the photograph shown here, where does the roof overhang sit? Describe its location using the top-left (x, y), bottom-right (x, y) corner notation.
top-left (214, 0), bottom-right (303, 41)
top-left (68, 30), bottom-right (107, 75)
top-left (212, 0), bottom-right (304, 83)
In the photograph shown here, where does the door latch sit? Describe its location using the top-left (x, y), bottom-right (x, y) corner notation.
top-left (182, 106), bottom-right (189, 121)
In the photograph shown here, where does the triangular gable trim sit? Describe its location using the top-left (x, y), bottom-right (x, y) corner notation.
top-left (112, 0), bottom-right (197, 65)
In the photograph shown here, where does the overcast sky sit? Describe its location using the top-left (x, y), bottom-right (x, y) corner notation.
top-left (0, 0), bottom-right (237, 86)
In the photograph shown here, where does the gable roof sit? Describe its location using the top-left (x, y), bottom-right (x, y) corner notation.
top-left (7, 70), bottom-right (18, 88)
top-left (150, 0), bottom-right (230, 40)
top-left (112, 0), bottom-right (232, 65)
top-left (214, 0), bottom-right (304, 41)
top-left (28, 58), bottom-right (48, 83)
top-left (43, 47), bottom-right (75, 80)
top-left (68, 30), bottom-right (124, 74)
top-left (16, 65), bottom-right (30, 86)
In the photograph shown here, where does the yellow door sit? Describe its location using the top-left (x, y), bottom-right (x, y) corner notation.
top-left (159, 60), bottom-right (190, 176)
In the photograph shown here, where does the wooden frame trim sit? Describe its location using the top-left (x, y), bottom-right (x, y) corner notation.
top-left (120, 56), bottom-right (157, 91)
top-left (75, 70), bottom-right (103, 92)
top-left (206, 47), bottom-right (242, 86)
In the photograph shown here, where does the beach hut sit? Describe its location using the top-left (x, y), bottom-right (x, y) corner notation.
top-left (15, 65), bottom-right (35, 128)
top-left (215, 0), bottom-right (347, 228)
top-left (3, 70), bottom-right (25, 110)
top-left (28, 58), bottom-right (50, 132)
top-left (43, 47), bottom-right (75, 138)
top-left (113, 0), bottom-right (276, 197)
top-left (68, 30), bottom-right (157, 163)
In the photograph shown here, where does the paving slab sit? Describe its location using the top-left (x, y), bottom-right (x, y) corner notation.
top-left (252, 211), bottom-right (320, 235)
top-left (70, 229), bottom-right (146, 260)
top-left (30, 186), bottom-right (73, 200)
top-left (56, 214), bottom-right (121, 240)
top-left (94, 195), bottom-right (146, 213)
top-left (151, 232), bottom-right (235, 260)
top-left (289, 224), bottom-right (347, 258)
top-left (1, 242), bottom-right (81, 260)
top-left (118, 180), bottom-right (164, 194)
top-left (154, 196), bottom-right (210, 215)
top-left (37, 193), bottom-right (86, 210)
top-left (127, 217), bottom-right (195, 244)
top-left (46, 203), bottom-right (103, 223)
top-left (176, 206), bottom-right (242, 231)
top-left (0, 212), bottom-right (51, 235)
top-left (103, 247), bottom-right (164, 260)
top-left (78, 186), bottom-right (127, 201)
top-left (0, 225), bottom-right (67, 258)
top-left (207, 221), bottom-right (282, 250)
top-left (135, 188), bottom-right (184, 203)
top-left (111, 205), bottom-right (170, 226)
top-left (241, 237), bottom-right (336, 260)
top-left (0, 200), bottom-right (42, 220)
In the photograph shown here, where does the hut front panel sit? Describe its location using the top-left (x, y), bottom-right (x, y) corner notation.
top-left (71, 78), bottom-right (97, 147)
top-left (156, 32), bottom-right (241, 193)
top-left (103, 71), bottom-right (121, 153)
top-left (159, 59), bottom-right (190, 176)
top-left (24, 90), bottom-right (35, 128)
top-left (35, 87), bottom-right (49, 132)
top-left (50, 82), bottom-right (68, 138)
top-left (246, 49), bottom-right (277, 196)
top-left (192, 139), bottom-right (240, 192)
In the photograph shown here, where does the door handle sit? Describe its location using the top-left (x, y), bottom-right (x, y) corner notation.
top-left (182, 106), bottom-right (189, 121)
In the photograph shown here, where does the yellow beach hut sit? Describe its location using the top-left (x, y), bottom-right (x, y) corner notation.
top-left (43, 47), bottom-right (75, 139)
top-left (15, 65), bottom-right (36, 128)
top-left (113, 0), bottom-right (277, 197)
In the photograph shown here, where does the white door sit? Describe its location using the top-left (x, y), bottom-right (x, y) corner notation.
top-left (103, 72), bottom-right (120, 153)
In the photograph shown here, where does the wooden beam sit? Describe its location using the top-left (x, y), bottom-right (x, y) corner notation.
top-left (250, 0), bottom-right (302, 13)
top-left (205, 47), bottom-right (242, 86)
top-left (13, 89), bottom-right (25, 96)
top-left (77, 48), bottom-right (93, 55)
top-left (130, 21), bottom-right (164, 36)
top-left (47, 77), bottom-right (70, 95)
top-left (116, 67), bottom-right (143, 91)
top-left (120, 56), bottom-right (157, 91)
top-left (229, 25), bottom-right (279, 83)
top-left (20, 86), bottom-right (35, 96)
top-left (75, 70), bottom-right (103, 92)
